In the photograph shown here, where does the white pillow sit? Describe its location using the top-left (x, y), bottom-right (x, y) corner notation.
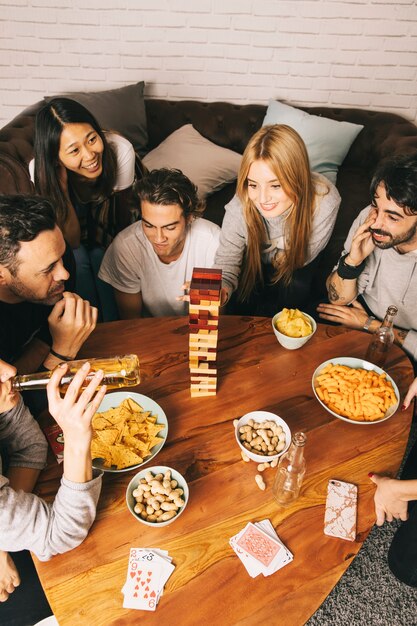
top-left (263, 100), bottom-right (364, 184)
top-left (143, 124), bottom-right (241, 198)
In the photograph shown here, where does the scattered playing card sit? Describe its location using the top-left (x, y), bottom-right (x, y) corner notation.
top-left (122, 548), bottom-right (175, 610)
top-left (229, 520), bottom-right (293, 577)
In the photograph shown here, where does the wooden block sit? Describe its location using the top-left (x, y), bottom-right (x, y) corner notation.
top-left (189, 335), bottom-right (218, 344)
top-left (192, 268), bottom-right (222, 280)
top-left (191, 380), bottom-right (217, 388)
top-left (190, 389), bottom-right (217, 397)
top-left (189, 350), bottom-right (216, 361)
top-left (189, 321), bottom-right (219, 331)
top-left (190, 365), bottom-right (217, 374)
top-left (189, 333), bottom-right (217, 341)
top-left (189, 303), bottom-right (220, 314)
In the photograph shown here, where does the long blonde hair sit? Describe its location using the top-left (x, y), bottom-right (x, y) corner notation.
top-left (237, 124), bottom-right (317, 301)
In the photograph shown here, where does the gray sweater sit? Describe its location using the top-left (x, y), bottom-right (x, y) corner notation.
top-left (214, 173), bottom-right (341, 293)
top-left (342, 207), bottom-right (417, 362)
top-left (0, 397), bottom-right (102, 561)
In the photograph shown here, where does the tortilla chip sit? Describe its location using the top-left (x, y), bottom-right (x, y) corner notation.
top-left (91, 398), bottom-right (165, 469)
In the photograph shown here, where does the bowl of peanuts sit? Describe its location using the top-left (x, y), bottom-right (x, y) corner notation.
top-left (126, 466), bottom-right (189, 526)
top-left (235, 411), bottom-right (291, 463)
top-left (312, 357), bottom-right (400, 424)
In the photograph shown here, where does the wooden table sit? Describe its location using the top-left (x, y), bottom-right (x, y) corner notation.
top-left (34, 317), bottom-right (414, 626)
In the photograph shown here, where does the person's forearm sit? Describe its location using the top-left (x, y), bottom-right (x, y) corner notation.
top-left (326, 270), bottom-right (358, 304)
top-left (396, 478), bottom-right (417, 501)
top-left (7, 467), bottom-right (40, 493)
top-left (364, 320), bottom-right (409, 349)
top-left (13, 338), bottom-right (50, 374)
top-left (63, 442), bottom-right (92, 483)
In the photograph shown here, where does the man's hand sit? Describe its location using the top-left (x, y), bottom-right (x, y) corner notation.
top-left (346, 208), bottom-right (377, 266)
top-left (47, 292), bottom-right (97, 360)
top-left (369, 474), bottom-right (409, 526)
top-left (317, 300), bottom-right (368, 329)
top-left (0, 551), bottom-right (20, 603)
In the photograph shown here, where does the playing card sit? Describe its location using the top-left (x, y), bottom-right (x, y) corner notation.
top-left (255, 520), bottom-right (293, 575)
top-left (123, 561), bottom-right (163, 611)
top-left (236, 522), bottom-right (283, 569)
top-left (230, 520), bottom-right (293, 577)
top-left (229, 534), bottom-right (263, 577)
top-left (122, 548), bottom-right (176, 610)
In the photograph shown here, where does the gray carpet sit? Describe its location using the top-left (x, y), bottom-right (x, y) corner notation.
top-left (307, 423), bottom-right (417, 626)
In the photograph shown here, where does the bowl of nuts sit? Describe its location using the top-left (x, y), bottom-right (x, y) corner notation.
top-left (235, 411), bottom-right (291, 463)
top-left (126, 465), bottom-right (189, 527)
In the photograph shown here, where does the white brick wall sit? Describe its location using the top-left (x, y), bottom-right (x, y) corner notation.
top-left (0, 0), bottom-right (416, 128)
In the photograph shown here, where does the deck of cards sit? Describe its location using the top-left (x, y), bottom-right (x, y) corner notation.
top-left (229, 520), bottom-right (293, 577)
top-left (122, 548), bottom-right (175, 611)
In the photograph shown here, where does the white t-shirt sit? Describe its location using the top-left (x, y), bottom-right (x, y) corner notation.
top-left (29, 131), bottom-right (135, 191)
top-left (99, 218), bottom-right (221, 317)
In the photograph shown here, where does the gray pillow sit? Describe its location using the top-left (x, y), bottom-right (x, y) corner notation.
top-left (44, 81), bottom-right (148, 156)
top-left (143, 124), bottom-right (242, 199)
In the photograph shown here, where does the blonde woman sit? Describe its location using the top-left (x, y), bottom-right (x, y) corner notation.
top-left (214, 125), bottom-right (341, 315)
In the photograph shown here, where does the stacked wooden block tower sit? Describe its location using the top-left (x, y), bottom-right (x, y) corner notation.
top-left (189, 267), bottom-right (222, 397)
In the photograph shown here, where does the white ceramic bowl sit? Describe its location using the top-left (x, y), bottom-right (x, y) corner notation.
top-left (235, 410), bottom-right (291, 463)
top-left (272, 310), bottom-right (317, 350)
top-left (92, 391), bottom-right (168, 473)
top-left (312, 357), bottom-right (400, 425)
top-left (126, 465), bottom-right (189, 527)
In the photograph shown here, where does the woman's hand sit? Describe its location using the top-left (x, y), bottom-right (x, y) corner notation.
top-left (0, 551), bottom-right (20, 603)
top-left (402, 377), bottom-right (417, 411)
top-left (369, 474), bottom-right (409, 525)
top-left (47, 361), bottom-right (106, 447)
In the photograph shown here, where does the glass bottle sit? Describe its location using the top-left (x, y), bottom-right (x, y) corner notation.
top-left (365, 305), bottom-right (398, 367)
top-left (11, 354), bottom-right (140, 393)
top-left (272, 431), bottom-right (307, 506)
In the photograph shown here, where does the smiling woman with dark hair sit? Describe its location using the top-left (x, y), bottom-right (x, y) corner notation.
top-left (31, 97), bottom-right (139, 320)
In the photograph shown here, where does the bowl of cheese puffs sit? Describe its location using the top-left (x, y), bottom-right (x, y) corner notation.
top-left (272, 308), bottom-right (317, 350)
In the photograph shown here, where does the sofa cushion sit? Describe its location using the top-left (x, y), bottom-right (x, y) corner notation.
top-left (45, 82), bottom-right (148, 157)
top-left (263, 100), bottom-right (363, 184)
top-left (142, 124), bottom-right (242, 199)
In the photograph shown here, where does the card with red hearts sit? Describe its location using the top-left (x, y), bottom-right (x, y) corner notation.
top-left (122, 548), bottom-right (175, 611)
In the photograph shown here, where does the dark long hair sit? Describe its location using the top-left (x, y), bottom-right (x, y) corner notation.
top-left (34, 98), bottom-right (117, 227)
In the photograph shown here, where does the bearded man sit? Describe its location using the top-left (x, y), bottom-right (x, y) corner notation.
top-left (317, 153), bottom-right (417, 363)
top-left (0, 195), bottom-right (97, 375)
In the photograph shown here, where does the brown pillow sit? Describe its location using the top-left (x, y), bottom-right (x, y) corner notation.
top-left (142, 124), bottom-right (242, 198)
top-left (44, 81), bottom-right (148, 156)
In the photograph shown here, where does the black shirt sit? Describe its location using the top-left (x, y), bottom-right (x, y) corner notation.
top-left (0, 244), bottom-right (76, 363)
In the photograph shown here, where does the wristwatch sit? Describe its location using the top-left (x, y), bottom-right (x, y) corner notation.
top-left (363, 315), bottom-right (376, 332)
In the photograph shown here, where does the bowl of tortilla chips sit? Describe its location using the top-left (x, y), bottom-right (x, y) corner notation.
top-left (272, 308), bottom-right (317, 350)
top-left (91, 391), bottom-right (168, 473)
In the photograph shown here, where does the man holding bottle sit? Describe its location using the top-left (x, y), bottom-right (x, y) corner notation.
top-left (317, 153), bottom-right (417, 365)
top-left (0, 195), bottom-right (97, 376)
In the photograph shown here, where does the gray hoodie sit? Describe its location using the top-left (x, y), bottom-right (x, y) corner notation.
top-left (0, 397), bottom-right (102, 561)
top-left (214, 173), bottom-right (341, 293)
top-left (343, 206), bottom-right (417, 362)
